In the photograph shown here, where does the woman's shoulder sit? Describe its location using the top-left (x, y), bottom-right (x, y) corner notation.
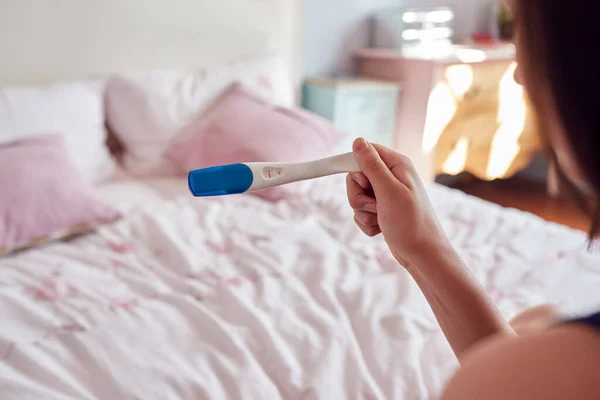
top-left (441, 317), bottom-right (600, 399)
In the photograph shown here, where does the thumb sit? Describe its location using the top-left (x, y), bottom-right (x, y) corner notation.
top-left (352, 138), bottom-right (396, 191)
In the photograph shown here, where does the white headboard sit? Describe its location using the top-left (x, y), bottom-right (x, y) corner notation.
top-left (0, 0), bottom-right (302, 89)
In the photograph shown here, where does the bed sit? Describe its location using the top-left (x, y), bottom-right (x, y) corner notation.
top-left (3, 174), bottom-right (600, 399)
top-left (2, 1), bottom-right (600, 400)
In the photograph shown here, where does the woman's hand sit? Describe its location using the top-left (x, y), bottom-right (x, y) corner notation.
top-left (346, 138), bottom-right (452, 267)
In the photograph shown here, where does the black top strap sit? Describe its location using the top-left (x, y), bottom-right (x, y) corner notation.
top-left (568, 311), bottom-right (600, 331)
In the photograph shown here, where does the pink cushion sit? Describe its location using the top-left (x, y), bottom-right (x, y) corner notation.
top-left (164, 83), bottom-right (345, 200)
top-left (0, 134), bottom-right (121, 255)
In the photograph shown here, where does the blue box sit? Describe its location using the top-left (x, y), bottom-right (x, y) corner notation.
top-left (302, 77), bottom-right (401, 152)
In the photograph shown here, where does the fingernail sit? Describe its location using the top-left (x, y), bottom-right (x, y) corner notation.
top-left (363, 203), bottom-right (377, 213)
top-left (353, 138), bottom-right (369, 153)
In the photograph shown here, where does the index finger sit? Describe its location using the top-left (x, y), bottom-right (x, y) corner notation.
top-left (349, 172), bottom-right (371, 190)
top-left (346, 174), bottom-right (376, 210)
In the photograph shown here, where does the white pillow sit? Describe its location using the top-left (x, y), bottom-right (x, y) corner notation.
top-left (105, 54), bottom-right (294, 177)
top-left (0, 80), bottom-right (115, 183)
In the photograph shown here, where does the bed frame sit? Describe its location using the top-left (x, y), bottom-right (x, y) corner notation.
top-left (0, 0), bottom-right (303, 92)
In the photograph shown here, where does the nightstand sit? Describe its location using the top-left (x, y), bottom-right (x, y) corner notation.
top-left (355, 45), bottom-right (542, 184)
top-left (302, 77), bottom-right (401, 153)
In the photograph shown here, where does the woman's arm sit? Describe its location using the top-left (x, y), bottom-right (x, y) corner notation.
top-left (347, 139), bottom-right (513, 361)
top-left (346, 140), bottom-right (600, 398)
top-left (404, 243), bottom-right (514, 361)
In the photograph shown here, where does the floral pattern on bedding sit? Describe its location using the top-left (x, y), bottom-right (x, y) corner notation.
top-left (1, 176), bottom-right (600, 400)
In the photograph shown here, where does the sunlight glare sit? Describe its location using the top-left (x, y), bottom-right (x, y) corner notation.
top-left (486, 62), bottom-right (527, 179)
top-left (445, 64), bottom-right (473, 98)
top-left (422, 82), bottom-right (457, 153)
top-left (442, 137), bottom-right (470, 175)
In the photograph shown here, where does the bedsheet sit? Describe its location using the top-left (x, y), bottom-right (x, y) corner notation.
top-left (2, 176), bottom-right (600, 400)
top-left (91, 169), bottom-right (191, 214)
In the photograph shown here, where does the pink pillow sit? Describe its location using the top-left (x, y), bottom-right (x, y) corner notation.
top-left (164, 83), bottom-right (345, 200)
top-left (0, 134), bottom-right (121, 255)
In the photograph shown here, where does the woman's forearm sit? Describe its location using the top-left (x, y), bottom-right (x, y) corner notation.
top-left (402, 243), bottom-right (515, 362)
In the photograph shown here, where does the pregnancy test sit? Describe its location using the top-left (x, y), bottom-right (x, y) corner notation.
top-left (188, 152), bottom-right (360, 197)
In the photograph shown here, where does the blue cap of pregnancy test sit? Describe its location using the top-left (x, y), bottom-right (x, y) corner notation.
top-left (188, 163), bottom-right (254, 197)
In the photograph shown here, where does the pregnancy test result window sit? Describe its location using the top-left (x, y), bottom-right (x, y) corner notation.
top-left (262, 167), bottom-right (284, 179)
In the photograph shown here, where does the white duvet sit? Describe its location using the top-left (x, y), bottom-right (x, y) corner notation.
top-left (2, 176), bottom-right (600, 400)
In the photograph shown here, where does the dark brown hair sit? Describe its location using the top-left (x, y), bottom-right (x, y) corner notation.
top-left (515, 1), bottom-right (600, 237)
